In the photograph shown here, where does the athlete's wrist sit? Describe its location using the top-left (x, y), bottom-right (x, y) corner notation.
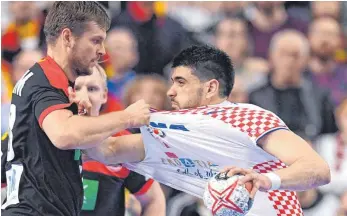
top-left (263, 172), bottom-right (282, 191)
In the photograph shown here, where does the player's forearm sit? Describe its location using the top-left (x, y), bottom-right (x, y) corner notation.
top-left (273, 156), bottom-right (331, 191)
top-left (84, 134), bottom-right (145, 164)
top-left (139, 182), bottom-right (166, 216)
top-left (61, 111), bottom-right (131, 149)
top-left (142, 199), bottom-right (165, 216)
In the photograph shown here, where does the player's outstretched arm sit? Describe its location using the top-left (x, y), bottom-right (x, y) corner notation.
top-left (84, 134), bottom-right (145, 164)
top-left (136, 181), bottom-right (166, 216)
top-left (258, 129), bottom-right (331, 191)
top-left (42, 100), bottom-right (149, 150)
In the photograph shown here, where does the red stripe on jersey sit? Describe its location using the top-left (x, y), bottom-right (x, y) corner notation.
top-left (38, 56), bottom-right (69, 96)
top-left (165, 152), bottom-right (178, 158)
top-left (38, 103), bottom-right (71, 128)
top-left (134, 179), bottom-right (154, 196)
top-left (1, 183), bottom-right (7, 188)
top-left (113, 130), bottom-right (131, 137)
top-left (83, 161), bottom-right (130, 179)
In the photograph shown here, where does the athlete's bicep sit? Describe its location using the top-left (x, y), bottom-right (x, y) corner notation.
top-left (32, 89), bottom-right (73, 128)
top-left (258, 129), bottom-right (322, 166)
top-left (41, 109), bottom-right (75, 148)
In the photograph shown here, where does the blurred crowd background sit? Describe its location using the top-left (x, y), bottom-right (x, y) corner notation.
top-left (1, 1), bottom-right (347, 216)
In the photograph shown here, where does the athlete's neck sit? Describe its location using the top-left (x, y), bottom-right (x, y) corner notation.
top-left (47, 46), bottom-right (76, 82)
top-left (207, 97), bottom-right (228, 106)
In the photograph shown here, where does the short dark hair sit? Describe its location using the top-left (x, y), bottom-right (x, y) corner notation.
top-left (44, 1), bottom-right (111, 44)
top-left (172, 45), bottom-right (234, 97)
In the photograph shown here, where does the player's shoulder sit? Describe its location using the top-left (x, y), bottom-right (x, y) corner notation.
top-left (27, 62), bottom-right (51, 85)
top-left (11, 62), bottom-right (50, 99)
top-left (15, 62), bottom-right (50, 89)
top-left (229, 103), bottom-right (279, 115)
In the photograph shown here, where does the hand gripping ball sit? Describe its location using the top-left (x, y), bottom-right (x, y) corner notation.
top-left (203, 172), bottom-right (254, 216)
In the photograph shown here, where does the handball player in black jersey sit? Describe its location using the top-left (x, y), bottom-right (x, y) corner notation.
top-left (1, 2), bottom-right (150, 216)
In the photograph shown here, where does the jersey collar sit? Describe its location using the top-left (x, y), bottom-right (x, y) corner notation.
top-left (39, 56), bottom-right (70, 96)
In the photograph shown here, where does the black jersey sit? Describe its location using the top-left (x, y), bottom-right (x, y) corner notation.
top-left (81, 161), bottom-right (154, 216)
top-left (1, 133), bottom-right (9, 189)
top-left (1, 56), bottom-right (82, 216)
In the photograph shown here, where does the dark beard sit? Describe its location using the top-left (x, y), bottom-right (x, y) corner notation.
top-left (71, 56), bottom-right (92, 77)
top-left (75, 68), bottom-right (92, 76)
top-left (70, 44), bottom-right (92, 77)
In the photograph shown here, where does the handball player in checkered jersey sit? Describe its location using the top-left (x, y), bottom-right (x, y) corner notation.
top-left (1, 2), bottom-right (150, 216)
top-left (76, 45), bottom-right (332, 216)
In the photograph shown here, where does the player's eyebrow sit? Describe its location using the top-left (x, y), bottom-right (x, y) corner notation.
top-left (171, 76), bottom-right (187, 82)
top-left (93, 35), bottom-right (105, 41)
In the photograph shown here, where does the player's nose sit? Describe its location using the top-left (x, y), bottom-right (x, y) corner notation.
top-left (167, 86), bottom-right (176, 98)
top-left (98, 42), bottom-right (106, 56)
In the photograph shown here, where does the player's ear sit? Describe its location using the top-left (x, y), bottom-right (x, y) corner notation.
top-left (102, 87), bottom-right (108, 104)
top-left (61, 28), bottom-right (74, 48)
top-left (206, 79), bottom-right (219, 99)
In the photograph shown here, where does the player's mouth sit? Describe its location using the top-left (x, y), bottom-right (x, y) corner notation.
top-left (91, 56), bottom-right (100, 64)
top-left (171, 101), bottom-right (180, 109)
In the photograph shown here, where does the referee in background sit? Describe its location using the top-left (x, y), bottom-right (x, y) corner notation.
top-left (1, 2), bottom-right (150, 216)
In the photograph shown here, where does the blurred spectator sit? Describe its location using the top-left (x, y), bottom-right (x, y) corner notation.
top-left (112, 1), bottom-right (192, 75)
top-left (315, 98), bottom-right (347, 196)
top-left (285, 2), bottom-right (311, 23)
top-left (220, 2), bottom-right (248, 17)
top-left (123, 74), bottom-right (170, 110)
top-left (1, 49), bottom-right (43, 134)
top-left (342, 2), bottom-right (347, 36)
top-left (311, 1), bottom-right (341, 21)
top-left (214, 17), bottom-right (268, 88)
top-left (166, 2), bottom-right (222, 34)
top-left (1, 60), bottom-right (13, 105)
top-left (249, 30), bottom-right (337, 139)
top-left (309, 1), bottom-right (347, 64)
top-left (11, 49), bottom-right (43, 84)
top-left (104, 28), bottom-right (138, 100)
top-left (227, 75), bottom-right (249, 103)
top-left (1, 2), bottom-right (44, 64)
top-left (123, 74), bottom-right (170, 135)
top-left (337, 191), bottom-right (347, 216)
top-left (308, 17), bottom-right (347, 107)
top-left (297, 189), bottom-right (340, 216)
top-left (246, 1), bottom-right (308, 59)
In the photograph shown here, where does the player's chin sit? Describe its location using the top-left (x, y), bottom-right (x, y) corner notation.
top-left (171, 103), bottom-right (180, 110)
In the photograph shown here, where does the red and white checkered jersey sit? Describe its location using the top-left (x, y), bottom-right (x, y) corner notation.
top-left (125, 101), bottom-right (303, 216)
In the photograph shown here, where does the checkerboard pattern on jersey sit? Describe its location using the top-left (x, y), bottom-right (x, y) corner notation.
top-left (253, 160), bottom-right (303, 216)
top-left (159, 106), bottom-right (288, 142)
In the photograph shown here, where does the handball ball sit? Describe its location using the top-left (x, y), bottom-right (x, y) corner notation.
top-left (203, 172), bottom-right (254, 216)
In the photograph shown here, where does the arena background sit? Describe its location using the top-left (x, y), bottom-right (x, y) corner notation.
top-left (1, 1), bottom-right (347, 215)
